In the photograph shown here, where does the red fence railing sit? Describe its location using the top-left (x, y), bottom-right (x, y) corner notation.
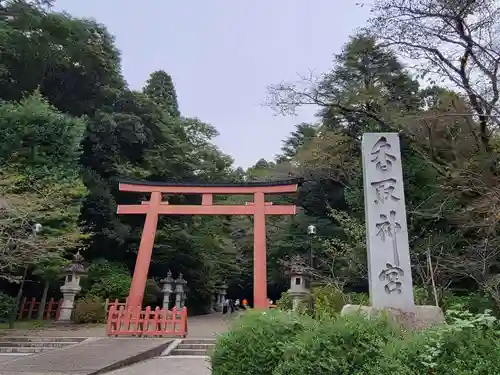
top-left (18, 297), bottom-right (62, 320)
top-left (104, 298), bottom-right (129, 313)
top-left (106, 305), bottom-right (188, 337)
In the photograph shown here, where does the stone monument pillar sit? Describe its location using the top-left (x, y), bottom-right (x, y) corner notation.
top-left (341, 133), bottom-right (444, 328)
top-left (174, 273), bottom-right (187, 309)
top-left (57, 251), bottom-right (86, 323)
top-left (160, 270), bottom-right (174, 310)
top-left (286, 255), bottom-right (312, 311)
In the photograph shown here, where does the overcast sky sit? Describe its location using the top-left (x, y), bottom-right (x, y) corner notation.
top-left (55, 0), bottom-right (370, 168)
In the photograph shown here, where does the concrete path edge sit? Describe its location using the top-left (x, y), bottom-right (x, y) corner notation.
top-left (88, 340), bottom-right (172, 375)
top-left (161, 339), bottom-right (182, 356)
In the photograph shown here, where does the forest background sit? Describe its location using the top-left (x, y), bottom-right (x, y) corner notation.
top-left (1, 0), bottom-right (500, 316)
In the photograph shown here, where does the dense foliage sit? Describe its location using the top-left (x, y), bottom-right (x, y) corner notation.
top-left (1, 0), bottom-right (500, 319)
top-left (211, 309), bottom-right (500, 375)
top-left (211, 310), bottom-right (314, 375)
top-left (73, 296), bottom-right (106, 324)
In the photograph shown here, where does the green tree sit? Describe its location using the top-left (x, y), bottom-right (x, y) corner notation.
top-left (368, 0), bottom-right (500, 149)
top-left (0, 1), bottom-right (124, 116)
top-left (0, 92), bottom-right (85, 283)
top-left (143, 70), bottom-right (180, 118)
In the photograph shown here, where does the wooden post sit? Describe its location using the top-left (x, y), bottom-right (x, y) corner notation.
top-left (127, 191), bottom-right (162, 308)
top-left (45, 298), bottom-right (54, 320)
top-left (18, 297), bottom-right (26, 320)
top-left (28, 297), bottom-right (35, 319)
top-left (55, 299), bottom-right (62, 320)
top-left (253, 191), bottom-right (268, 309)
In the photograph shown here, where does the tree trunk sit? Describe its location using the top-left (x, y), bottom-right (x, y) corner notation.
top-left (37, 281), bottom-right (49, 320)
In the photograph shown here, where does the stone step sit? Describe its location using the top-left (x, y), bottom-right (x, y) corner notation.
top-left (170, 348), bottom-right (209, 356)
top-left (0, 336), bottom-right (87, 343)
top-left (180, 339), bottom-right (215, 345)
top-left (0, 341), bottom-right (80, 348)
top-left (177, 343), bottom-right (214, 350)
top-left (0, 346), bottom-right (59, 353)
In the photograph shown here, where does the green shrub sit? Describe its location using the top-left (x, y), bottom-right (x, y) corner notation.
top-left (443, 292), bottom-right (497, 314)
top-left (211, 309), bottom-right (314, 375)
top-left (0, 292), bottom-right (16, 322)
top-left (276, 291), bottom-right (311, 315)
top-left (89, 273), bottom-right (131, 301)
top-left (275, 291), bottom-right (292, 310)
top-left (144, 278), bottom-right (161, 307)
top-left (73, 296), bottom-right (106, 324)
top-left (385, 309), bottom-right (500, 375)
top-left (312, 285), bottom-right (346, 318)
top-left (346, 291), bottom-right (369, 306)
top-left (84, 260), bottom-right (132, 301)
top-left (273, 314), bottom-right (402, 375)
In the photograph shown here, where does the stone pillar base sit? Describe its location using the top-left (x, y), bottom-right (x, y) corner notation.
top-left (340, 304), bottom-right (445, 330)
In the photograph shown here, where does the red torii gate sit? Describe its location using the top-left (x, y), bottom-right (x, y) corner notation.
top-left (117, 179), bottom-right (301, 310)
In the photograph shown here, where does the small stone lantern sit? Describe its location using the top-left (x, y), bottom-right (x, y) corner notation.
top-left (215, 283), bottom-right (228, 312)
top-left (58, 251), bottom-right (86, 323)
top-left (160, 270), bottom-right (174, 310)
top-left (286, 255), bottom-right (312, 311)
top-left (174, 273), bottom-right (187, 309)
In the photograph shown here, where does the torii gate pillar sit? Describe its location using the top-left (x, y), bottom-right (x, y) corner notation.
top-left (117, 179), bottom-right (301, 310)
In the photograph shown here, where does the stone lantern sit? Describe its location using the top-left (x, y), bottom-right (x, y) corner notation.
top-left (286, 255), bottom-right (312, 311)
top-left (174, 273), bottom-right (187, 309)
top-left (182, 285), bottom-right (189, 308)
top-left (160, 270), bottom-right (174, 310)
top-left (58, 251), bottom-right (86, 323)
top-left (214, 283), bottom-right (228, 312)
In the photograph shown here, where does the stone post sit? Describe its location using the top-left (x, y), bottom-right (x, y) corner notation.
top-left (341, 133), bottom-right (444, 328)
top-left (57, 251), bottom-right (86, 323)
top-left (211, 294), bottom-right (217, 313)
top-left (160, 270), bottom-right (174, 310)
top-left (286, 255), bottom-right (312, 311)
top-left (182, 285), bottom-right (189, 307)
top-left (218, 283), bottom-right (227, 312)
top-left (174, 273), bottom-right (187, 309)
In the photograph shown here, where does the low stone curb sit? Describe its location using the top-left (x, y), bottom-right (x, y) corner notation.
top-left (160, 339), bottom-right (182, 356)
top-left (88, 340), bottom-right (172, 375)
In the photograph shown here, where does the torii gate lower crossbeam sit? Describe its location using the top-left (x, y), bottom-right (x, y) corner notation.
top-left (117, 179), bottom-right (300, 310)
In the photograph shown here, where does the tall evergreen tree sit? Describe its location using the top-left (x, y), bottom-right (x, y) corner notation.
top-left (143, 70), bottom-right (180, 118)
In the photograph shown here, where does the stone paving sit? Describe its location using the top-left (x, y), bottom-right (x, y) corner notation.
top-left (0, 338), bottom-right (171, 375)
top-left (0, 312), bottom-right (237, 374)
top-left (106, 357), bottom-right (212, 375)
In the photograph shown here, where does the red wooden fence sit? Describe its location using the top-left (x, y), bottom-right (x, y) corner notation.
top-left (106, 305), bottom-right (188, 337)
top-left (104, 298), bottom-right (128, 313)
top-left (18, 297), bottom-right (62, 320)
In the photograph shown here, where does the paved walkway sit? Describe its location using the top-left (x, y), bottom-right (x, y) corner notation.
top-left (107, 357), bottom-right (211, 375)
top-left (0, 312), bottom-right (237, 374)
top-left (0, 338), bottom-right (171, 375)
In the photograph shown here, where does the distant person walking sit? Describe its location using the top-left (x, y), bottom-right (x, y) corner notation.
top-left (222, 298), bottom-right (229, 314)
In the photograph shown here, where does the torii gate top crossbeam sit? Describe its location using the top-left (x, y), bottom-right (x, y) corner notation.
top-left (118, 178), bottom-right (302, 195)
